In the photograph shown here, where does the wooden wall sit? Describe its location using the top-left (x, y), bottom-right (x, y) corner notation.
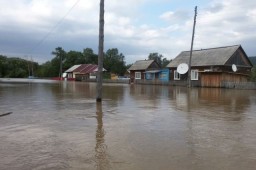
top-left (200, 72), bottom-right (248, 88)
top-left (130, 70), bottom-right (145, 83)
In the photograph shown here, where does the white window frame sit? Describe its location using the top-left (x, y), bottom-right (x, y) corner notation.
top-left (135, 72), bottom-right (141, 79)
top-left (191, 70), bottom-right (199, 80)
top-left (174, 70), bottom-right (180, 80)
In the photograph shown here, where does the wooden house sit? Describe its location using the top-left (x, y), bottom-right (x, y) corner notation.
top-left (65, 64), bottom-right (104, 80)
top-left (128, 60), bottom-right (161, 83)
top-left (166, 45), bottom-right (253, 87)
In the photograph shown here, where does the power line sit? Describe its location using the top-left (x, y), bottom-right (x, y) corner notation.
top-left (29, 0), bottom-right (81, 55)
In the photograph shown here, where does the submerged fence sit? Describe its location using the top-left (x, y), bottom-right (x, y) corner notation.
top-left (221, 81), bottom-right (256, 90)
top-left (134, 80), bottom-right (201, 87)
top-left (81, 78), bottom-right (256, 89)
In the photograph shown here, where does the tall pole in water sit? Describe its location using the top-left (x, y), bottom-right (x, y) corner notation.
top-left (96, 0), bottom-right (104, 102)
top-left (188, 6), bottom-right (197, 88)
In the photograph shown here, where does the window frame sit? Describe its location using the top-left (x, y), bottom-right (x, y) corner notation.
top-left (174, 70), bottom-right (180, 80)
top-left (191, 69), bottom-right (199, 80)
top-left (135, 72), bottom-right (141, 79)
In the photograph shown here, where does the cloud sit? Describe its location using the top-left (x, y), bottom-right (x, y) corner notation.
top-left (0, 0), bottom-right (256, 65)
top-left (160, 10), bottom-right (190, 24)
top-left (194, 0), bottom-right (256, 53)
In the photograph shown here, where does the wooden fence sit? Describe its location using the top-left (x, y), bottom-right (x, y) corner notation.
top-left (134, 80), bottom-right (201, 87)
top-left (221, 81), bottom-right (256, 90)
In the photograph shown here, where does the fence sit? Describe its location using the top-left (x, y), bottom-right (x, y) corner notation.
top-left (81, 78), bottom-right (256, 90)
top-left (134, 79), bottom-right (201, 87)
top-left (221, 81), bottom-right (256, 90)
top-left (82, 79), bottom-right (129, 84)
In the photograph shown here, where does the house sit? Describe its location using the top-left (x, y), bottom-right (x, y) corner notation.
top-left (65, 64), bottom-right (105, 80)
top-left (128, 60), bottom-right (161, 83)
top-left (145, 69), bottom-right (170, 82)
top-left (166, 45), bottom-right (253, 87)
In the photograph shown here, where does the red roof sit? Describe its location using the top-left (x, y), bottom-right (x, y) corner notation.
top-left (73, 64), bottom-right (98, 74)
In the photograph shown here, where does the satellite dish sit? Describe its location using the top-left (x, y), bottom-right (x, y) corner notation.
top-left (177, 63), bottom-right (189, 74)
top-left (232, 64), bottom-right (237, 72)
top-left (62, 73), bottom-right (67, 78)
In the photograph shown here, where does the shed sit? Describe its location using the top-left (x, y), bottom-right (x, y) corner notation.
top-left (166, 45), bottom-right (253, 87)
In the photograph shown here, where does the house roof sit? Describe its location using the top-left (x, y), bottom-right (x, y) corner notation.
top-left (65, 64), bottom-right (101, 74)
top-left (128, 60), bottom-right (155, 71)
top-left (167, 45), bottom-right (242, 68)
top-left (65, 64), bottom-right (81, 72)
top-left (249, 56), bottom-right (256, 65)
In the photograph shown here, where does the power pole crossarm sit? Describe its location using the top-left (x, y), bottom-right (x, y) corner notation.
top-left (188, 6), bottom-right (197, 88)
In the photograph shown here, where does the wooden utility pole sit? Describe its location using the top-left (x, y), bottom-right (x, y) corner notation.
top-left (188, 6), bottom-right (197, 88)
top-left (59, 54), bottom-right (62, 79)
top-left (96, 0), bottom-right (104, 102)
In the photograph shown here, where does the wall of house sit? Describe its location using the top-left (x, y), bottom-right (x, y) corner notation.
top-left (159, 69), bottom-right (170, 81)
top-left (75, 74), bottom-right (90, 81)
top-left (201, 72), bottom-right (249, 88)
top-left (130, 70), bottom-right (145, 83)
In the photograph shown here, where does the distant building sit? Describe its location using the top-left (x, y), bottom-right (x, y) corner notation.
top-left (64, 64), bottom-right (105, 80)
top-left (166, 45), bottom-right (253, 87)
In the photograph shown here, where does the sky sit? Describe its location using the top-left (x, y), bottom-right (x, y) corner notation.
top-left (0, 0), bottom-right (256, 64)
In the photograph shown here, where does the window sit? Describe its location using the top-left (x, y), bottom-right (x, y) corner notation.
top-left (191, 70), bottom-right (199, 80)
top-left (135, 72), bottom-right (141, 79)
top-left (174, 70), bottom-right (180, 80)
top-left (146, 73), bottom-right (154, 80)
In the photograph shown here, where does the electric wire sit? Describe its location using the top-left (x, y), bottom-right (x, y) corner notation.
top-left (28, 0), bottom-right (81, 55)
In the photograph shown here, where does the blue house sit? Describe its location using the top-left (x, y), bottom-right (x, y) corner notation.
top-left (145, 69), bottom-right (170, 81)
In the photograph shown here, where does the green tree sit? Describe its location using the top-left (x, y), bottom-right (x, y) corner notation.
top-left (162, 58), bottom-right (171, 68)
top-left (250, 66), bottom-right (256, 81)
top-left (0, 56), bottom-right (38, 78)
top-left (148, 53), bottom-right (163, 66)
top-left (104, 48), bottom-right (126, 75)
top-left (83, 48), bottom-right (98, 64)
top-left (148, 52), bottom-right (170, 68)
top-left (63, 50), bottom-right (84, 70)
top-left (0, 55), bottom-right (7, 77)
top-left (51, 47), bottom-right (66, 77)
top-left (37, 61), bottom-right (57, 77)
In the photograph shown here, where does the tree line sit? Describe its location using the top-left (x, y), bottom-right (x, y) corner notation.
top-left (2, 48), bottom-right (256, 80)
top-left (0, 47), bottom-right (171, 78)
top-left (0, 55), bottom-right (38, 78)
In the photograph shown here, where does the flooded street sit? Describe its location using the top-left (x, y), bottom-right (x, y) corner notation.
top-left (0, 81), bottom-right (256, 170)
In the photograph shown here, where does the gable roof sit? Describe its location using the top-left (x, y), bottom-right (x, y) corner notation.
top-left (65, 64), bottom-right (81, 72)
top-left (65, 64), bottom-right (102, 74)
top-left (249, 56), bottom-right (256, 65)
top-left (128, 60), bottom-right (156, 71)
top-left (167, 45), bottom-right (246, 68)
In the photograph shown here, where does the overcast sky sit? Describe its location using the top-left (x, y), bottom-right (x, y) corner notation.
top-left (0, 0), bottom-right (256, 64)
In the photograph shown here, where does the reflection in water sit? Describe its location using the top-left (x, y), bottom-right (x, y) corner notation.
top-left (95, 102), bottom-right (110, 170)
top-left (171, 87), bottom-right (251, 121)
top-left (0, 82), bottom-right (256, 170)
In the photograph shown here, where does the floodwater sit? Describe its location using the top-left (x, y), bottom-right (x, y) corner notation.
top-left (0, 81), bottom-right (256, 170)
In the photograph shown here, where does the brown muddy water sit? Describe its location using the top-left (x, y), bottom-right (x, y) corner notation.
top-left (0, 81), bottom-right (256, 170)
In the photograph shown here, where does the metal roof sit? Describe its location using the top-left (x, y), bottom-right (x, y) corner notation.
top-left (65, 65), bottom-right (81, 72)
top-left (167, 45), bottom-right (241, 68)
top-left (128, 60), bottom-right (155, 71)
top-left (65, 64), bottom-right (101, 74)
